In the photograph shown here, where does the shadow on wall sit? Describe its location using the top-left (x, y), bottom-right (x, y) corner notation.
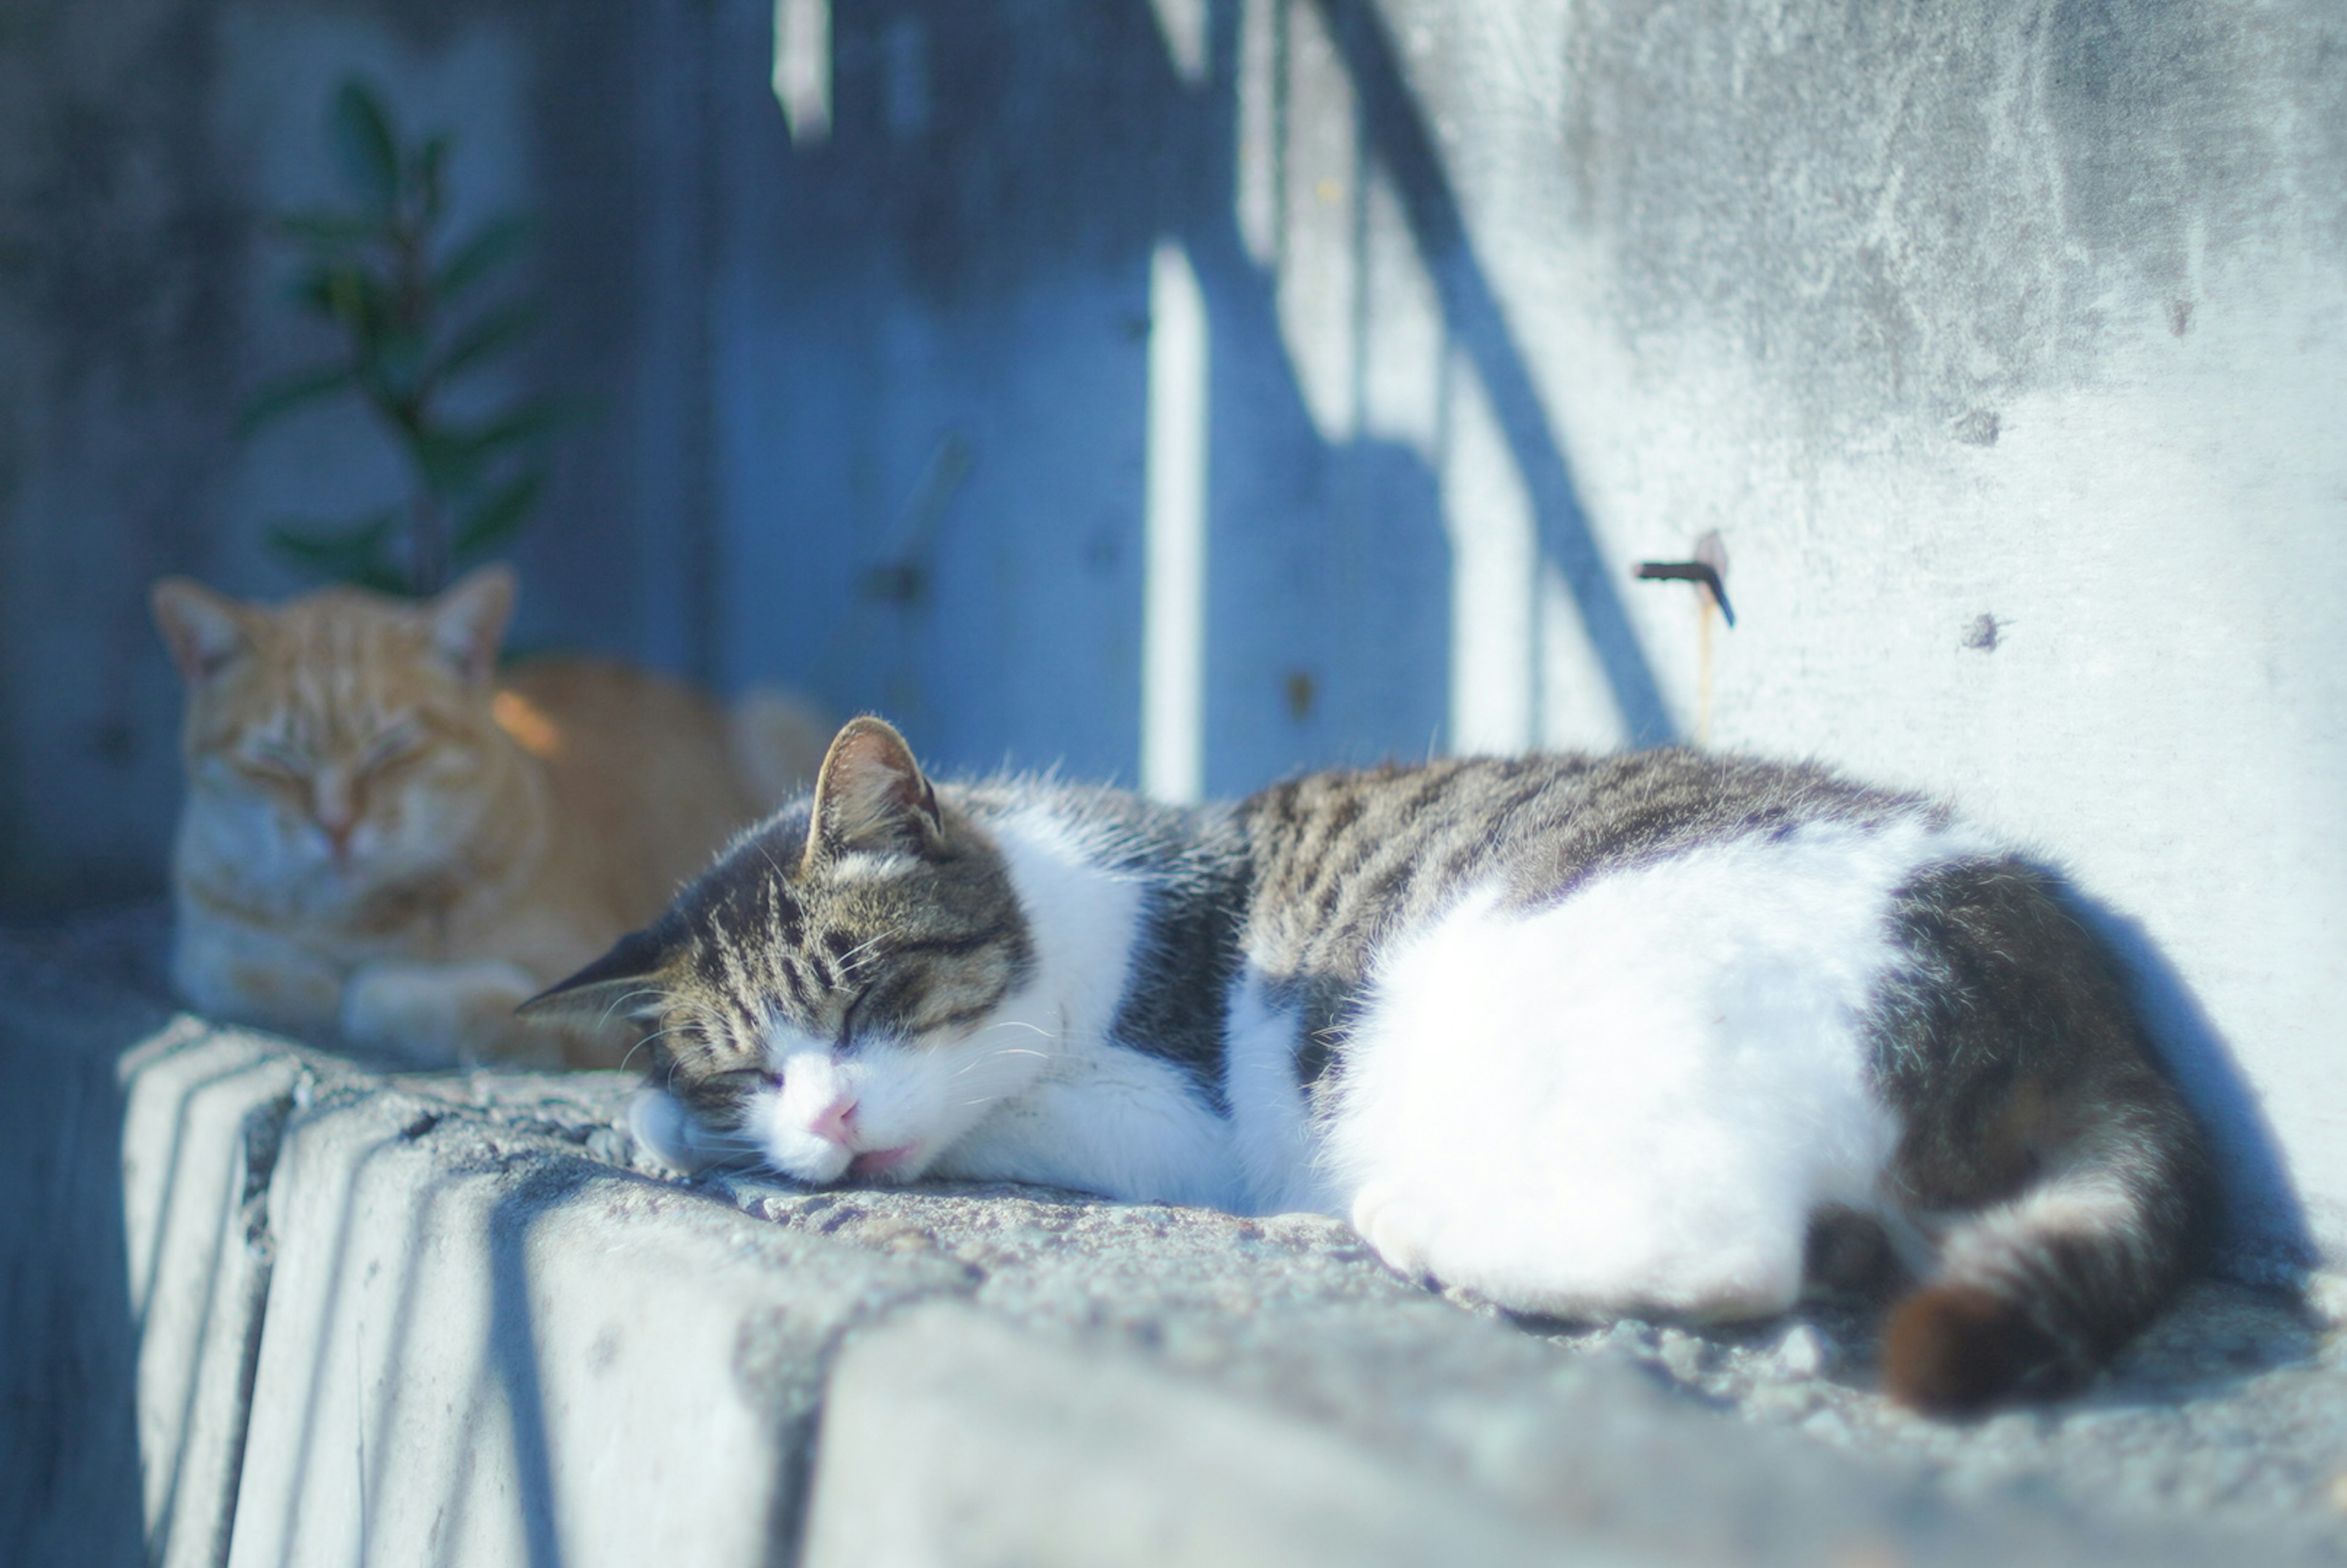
top-left (717, 0), bottom-right (1673, 794)
top-left (2070, 895), bottom-right (2314, 1283)
top-left (1302, 0), bottom-right (1670, 751)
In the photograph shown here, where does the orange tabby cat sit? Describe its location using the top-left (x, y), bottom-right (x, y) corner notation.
top-left (150, 565), bottom-right (825, 1066)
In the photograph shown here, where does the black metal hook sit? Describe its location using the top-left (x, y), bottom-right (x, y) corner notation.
top-left (1634, 560), bottom-right (1735, 627)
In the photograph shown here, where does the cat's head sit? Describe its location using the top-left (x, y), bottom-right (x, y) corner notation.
top-left (523, 717), bottom-right (1045, 1185)
top-left (152, 566), bottom-right (534, 910)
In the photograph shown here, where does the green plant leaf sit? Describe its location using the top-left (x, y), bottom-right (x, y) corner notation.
top-left (432, 214), bottom-right (531, 299)
top-left (254, 79), bottom-right (553, 585)
top-left (469, 395), bottom-right (568, 452)
top-left (454, 467), bottom-right (544, 557)
top-left (330, 79), bottom-right (400, 215)
top-left (351, 561), bottom-right (416, 596)
top-left (265, 511), bottom-right (399, 577)
top-left (368, 324), bottom-right (432, 406)
top-left (305, 262), bottom-right (394, 335)
top-left (325, 273), bottom-right (426, 401)
top-left (286, 265), bottom-right (336, 317)
top-left (272, 209), bottom-right (386, 249)
top-left (434, 303), bottom-right (537, 384)
top-left (418, 134), bottom-right (452, 222)
top-left (410, 400), bottom-right (565, 494)
top-left (412, 428), bottom-right (490, 496)
top-left (238, 363), bottom-right (356, 436)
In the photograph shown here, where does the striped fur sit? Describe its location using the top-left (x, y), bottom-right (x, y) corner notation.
top-left (535, 718), bottom-right (2211, 1412)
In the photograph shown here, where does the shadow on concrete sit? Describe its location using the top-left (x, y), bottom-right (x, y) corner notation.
top-left (359, 1162), bottom-right (472, 1566)
top-left (0, 992), bottom-right (158, 1568)
top-left (144, 1075), bottom-right (288, 1568)
top-left (334, 1156), bottom-right (582, 1568)
top-left (480, 1169), bottom-right (585, 1568)
top-left (267, 1120), bottom-right (391, 1557)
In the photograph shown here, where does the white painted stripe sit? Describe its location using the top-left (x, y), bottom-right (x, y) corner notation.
top-left (1143, 242), bottom-right (1210, 803)
top-left (772, 0), bottom-right (832, 144)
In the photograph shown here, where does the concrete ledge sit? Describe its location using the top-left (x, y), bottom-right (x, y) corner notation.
top-left (120, 1024), bottom-right (307, 1568)
top-left (804, 1300), bottom-right (1587, 1568)
top-left (220, 1069), bottom-right (973, 1568)
top-left (6, 935), bottom-right (2326, 1566)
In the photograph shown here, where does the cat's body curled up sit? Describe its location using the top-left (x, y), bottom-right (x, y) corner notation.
top-left (529, 718), bottom-right (2211, 1413)
top-left (153, 566), bottom-right (828, 1066)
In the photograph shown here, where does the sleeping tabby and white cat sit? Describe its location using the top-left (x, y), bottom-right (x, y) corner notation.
top-left (526, 717), bottom-right (2212, 1412)
top-left (153, 565), bottom-right (826, 1066)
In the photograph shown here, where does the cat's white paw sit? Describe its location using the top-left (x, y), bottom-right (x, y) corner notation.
top-left (169, 923), bottom-right (345, 1032)
top-left (341, 958), bottom-right (543, 1064)
top-left (628, 1088), bottom-right (711, 1173)
top-left (1350, 1181), bottom-right (1439, 1281)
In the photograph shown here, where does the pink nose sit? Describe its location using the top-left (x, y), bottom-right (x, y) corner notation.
top-left (809, 1097), bottom-right (858, 1147)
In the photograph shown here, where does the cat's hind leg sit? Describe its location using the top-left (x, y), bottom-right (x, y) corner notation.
top-left (1345, 1173), bottom-right (1810, 1323)
top-left (1322, 882), bottom-right (1894, 1324)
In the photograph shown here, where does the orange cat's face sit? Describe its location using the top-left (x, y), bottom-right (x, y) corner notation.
top-left (153, 568), bottom-right (527, 914)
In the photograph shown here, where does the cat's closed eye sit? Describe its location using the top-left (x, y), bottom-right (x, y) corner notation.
top-left (359, 719), bottom-right (427, 770)
top-left (236, 739), bottom-right (310, 784)
top-left (680, 1066), bottom-right (773, 1123)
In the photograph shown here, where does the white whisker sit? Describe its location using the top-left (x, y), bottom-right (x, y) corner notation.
top-left (839, 926), bottom-right (901, 970)
top-left (620, 1020), bottom-right (706, 1072)
top-left (951, 1045), bottom-right (1049, 1079)
top-left (595, 984), bottom-right (675, 1029)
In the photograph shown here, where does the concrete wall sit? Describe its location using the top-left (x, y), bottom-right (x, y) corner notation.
top-left (4, 1), bottom-right (2340, 1260)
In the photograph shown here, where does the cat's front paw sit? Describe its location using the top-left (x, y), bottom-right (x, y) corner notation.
top-left (341, 958), bottom-right (543, 1065)
top-left (1350, 1181), bottom-right (1441, 1283)
top-left (628, 1088), bottom-right (707, 1173)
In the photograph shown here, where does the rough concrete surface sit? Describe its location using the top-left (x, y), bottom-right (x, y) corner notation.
top-left (9, 907), bottom-right (2347, 1567)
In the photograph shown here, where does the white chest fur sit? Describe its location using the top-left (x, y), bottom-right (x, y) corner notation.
top-left (931, 808), bottom-right (1243, 1208)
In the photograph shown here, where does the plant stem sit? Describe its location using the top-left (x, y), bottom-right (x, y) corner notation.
top-left (412, 491), bottom-right (448, 595)
top-left (392, 202), bottom-right (444, 594)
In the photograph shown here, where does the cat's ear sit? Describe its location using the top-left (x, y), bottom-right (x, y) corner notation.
top-left (518, 924), bottom-right (675, 1027)
top-left (151, 577), bottom-right (256, 684)
top-left (424, 564), bottom-right (516, 684)
top-left (805, 716), bottom-right (943, 861)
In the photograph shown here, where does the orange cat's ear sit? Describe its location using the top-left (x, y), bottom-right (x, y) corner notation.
top-left (150, 577), bottom-right (255, 684)
top-left (805, 716), bottom-right (942, 862)
top-left (424, 564), bottom-right (516, 683)
top-left (518, 923), bottom-right (674, 1027)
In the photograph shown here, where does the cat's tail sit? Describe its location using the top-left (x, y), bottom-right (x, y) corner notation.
top-left (729, 687), bottom-right (834, 811)
top-left (1880, 1099), bottom-right (2211, 1414)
